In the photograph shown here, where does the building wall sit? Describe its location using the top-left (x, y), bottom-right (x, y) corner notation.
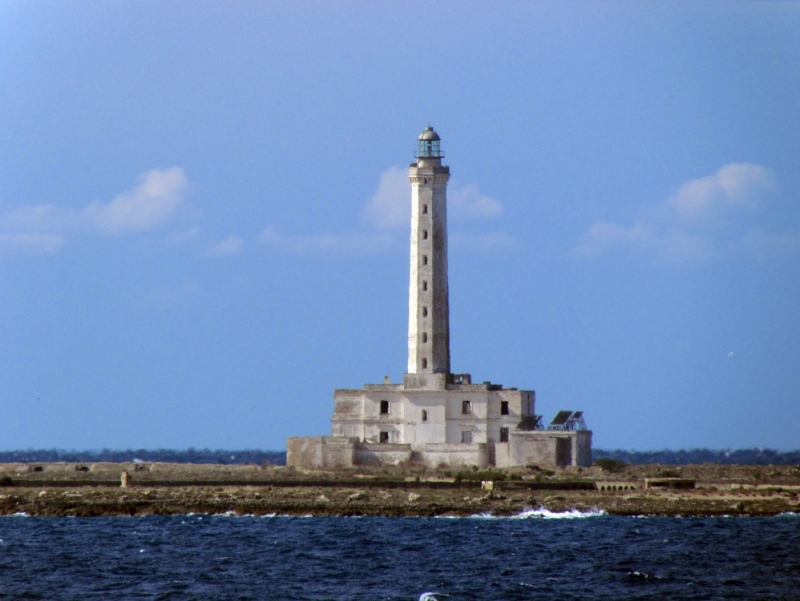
top-left (331, 386), bottom-right (532, 448)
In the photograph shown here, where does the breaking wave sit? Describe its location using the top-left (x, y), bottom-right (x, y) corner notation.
top-left (465, 507), bottom-right (606, 519)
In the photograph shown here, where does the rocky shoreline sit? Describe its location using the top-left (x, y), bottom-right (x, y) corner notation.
top-left (1, 462), bottom-right (798, 518)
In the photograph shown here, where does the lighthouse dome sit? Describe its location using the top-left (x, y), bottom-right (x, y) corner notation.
top-left (418, 126), bottom-right (440, 141)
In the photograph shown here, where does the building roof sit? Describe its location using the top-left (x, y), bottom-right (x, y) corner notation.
top-left (418, 126), bottom-right (440, 141)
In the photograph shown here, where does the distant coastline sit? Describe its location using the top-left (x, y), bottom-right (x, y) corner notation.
top-left (1, 448), bottom-right (799, 466)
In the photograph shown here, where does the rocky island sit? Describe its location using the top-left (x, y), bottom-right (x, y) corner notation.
top-left (1, 461), bottom-right (798, 518)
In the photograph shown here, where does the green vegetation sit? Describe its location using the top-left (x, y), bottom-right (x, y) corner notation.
top-left (454, 470), bottom-right (510, 482)
top-left (595, 458), bottom-right (626, 473)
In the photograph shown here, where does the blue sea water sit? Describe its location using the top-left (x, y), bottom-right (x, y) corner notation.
top-left (1, 511), bottom-right (798, 600)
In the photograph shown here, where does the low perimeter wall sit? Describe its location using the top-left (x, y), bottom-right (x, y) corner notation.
top-left (422, 443), bottom-right (489, 469)
top-left (286, 437), bottom-right (357, 469)
top-left (288, 433), bottom-right (590, 469)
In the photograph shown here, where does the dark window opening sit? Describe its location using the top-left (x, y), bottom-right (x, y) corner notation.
top-left (423, 230), bottom-right (428, 240)
top-left (422, 255), bottom-right (428, 265)
top-left (422, 204), bottom-right (428, 214)
top-left (501, 401), bottom-right (509, 415)
top-left (380, 400), bottom-right (389, 414)
top-left (461, 430), bottom-right (473, 444)
top-left (421, 410), bottom-right (428, 422)
top-left (462, 400), bottom-right (472, 415)
top-left (379, 431), bottom-right (389, 443)
top-left (422, 332), bottom-right (428, 343)
top-left (422, 307), bottom-right (428, 317)
top-left (422, 281), bottom-right (428, 291)
top-left (422, 358), bottom-right (428, 369)
top-left (499, 427), bottom-right (510, 443)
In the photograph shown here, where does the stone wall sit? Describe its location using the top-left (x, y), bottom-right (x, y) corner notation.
top-left (353, 443), bottom-right (412, 466)
top-left (422, 443), bottom-right (489, 469)
top-left (286, 437), bottom-right (356, 469)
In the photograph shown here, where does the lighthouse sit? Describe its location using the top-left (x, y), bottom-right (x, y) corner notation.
top-left (407, 126), bottom-right (451, 379)
top-left (287, 126), bottom-right (592, 469)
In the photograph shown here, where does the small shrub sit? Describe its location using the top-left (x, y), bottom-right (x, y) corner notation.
top-left (453, 470), bottom-right (507, 482)
top-left (0, 475), bottom-right (12, 487)
top-left (595, 458), bottom-right (626, 473)
top-left (656, 469), bottom-right (680, 478)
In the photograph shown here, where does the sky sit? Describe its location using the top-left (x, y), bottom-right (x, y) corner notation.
top-left (1, 1), bottom-right (798, 452)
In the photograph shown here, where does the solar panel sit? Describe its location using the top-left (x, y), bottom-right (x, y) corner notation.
top-left (549, 410), bottom-right (573, 425)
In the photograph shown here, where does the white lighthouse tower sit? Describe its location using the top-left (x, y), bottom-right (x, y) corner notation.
top-left (287, 126), bottom-right (592, 469)
top-left (407, 126), bottom-right (451, 384)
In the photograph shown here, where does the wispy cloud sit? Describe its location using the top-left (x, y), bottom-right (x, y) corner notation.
top-left (449, 184), bottom-right (504, 220)
top-left (0, 233), bottom-right (66, 256)
top-left (669, 163), bottom-right (776, 223)
top-left (362, 167), bottom-right (505, 230)
top-left (0, 168), bottom-right (189, 254)
top-left (205, 236), bottom-right (244, 258)
top-left (361, 166), bottom-right (409, 229)
top-left (575, 163), bottom-right (793, 263)
top-left (273, 166), bottom-right (515, 257)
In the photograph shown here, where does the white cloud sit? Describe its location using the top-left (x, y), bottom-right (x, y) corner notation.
top-left (83, 167), bottom-right (188, 234)
top-left (0, 233), bottom-right (66, 255)
top-left (258, 226), bottom-right (394, 255)
top-left (449, 184), bottom-right (504, 220)
top-left (362, 166), bottom-right (504, 230)
top-left (0, 168), bottom-right (189, 250)
top-left (362, 166), bottom-right (410, 229)
top-left (263, 167), bottom-right (511, 258)
top-left (576, 163), bottom-right (790, 263)
top-left (669, 163), bottom-right (776, 222)
top-left (205, 236), bottom-right (244, 258)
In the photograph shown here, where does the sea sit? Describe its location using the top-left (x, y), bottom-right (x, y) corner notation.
top-left (1, 510), bottom-right (798, 600)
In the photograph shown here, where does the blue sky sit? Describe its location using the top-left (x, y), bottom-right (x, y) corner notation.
top-left (1, 2), bottom-right (798, 452)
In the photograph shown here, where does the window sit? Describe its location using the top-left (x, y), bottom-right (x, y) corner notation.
top-left (421, 410), bottom-right (428, 422)
top-left (462, 400), bottom-right (472, 415)
top-left (422, 332), bottom-right (428, 343)
top-left (501, 401), bottom-right (509, 415)
top-left (422, 255), bottom-right (428, 266)
top-left (379, 431), bottom-right (389, 443)
top-left (461, 430), bottom-right (473, 444)
top-left (422, 358), bottom-right (428, 369)
top-left (499, 427), bottom-right (510, 443)
top-left (422, 281), bottom-right (428, 291)
top-left (423, 204), bottom-right (428, 214)
top-left (422, 307), bottom-right (428, 317)
top-left (380, 400), bottom-right (389, 415)
top-left (423, 230), bottom-right (428, 240)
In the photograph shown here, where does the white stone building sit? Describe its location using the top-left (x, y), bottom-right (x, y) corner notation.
top-left (287, 127), bottom-right (592, 469)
